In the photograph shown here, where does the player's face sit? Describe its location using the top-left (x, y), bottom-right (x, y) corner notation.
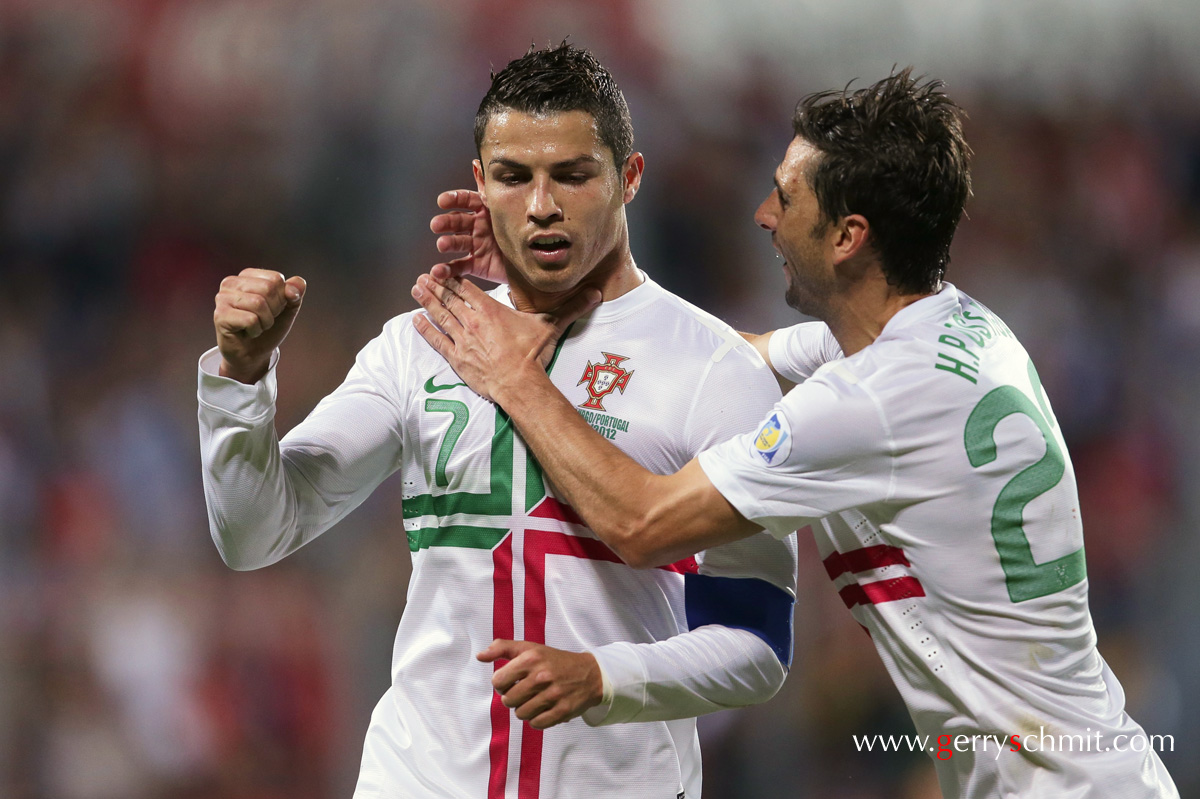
top-left (755, 138), bottom-right (837, 317)
top-left (474, 110), bottom-right (642, 305)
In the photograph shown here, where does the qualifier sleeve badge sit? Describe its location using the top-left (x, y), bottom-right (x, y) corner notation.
top-left (752, 412), bottom-right (791, 466)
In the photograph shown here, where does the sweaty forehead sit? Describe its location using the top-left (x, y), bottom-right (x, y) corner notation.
top-left (779, 138), bottom-right (819, 188)
top-left (481, 109), bottom-right (610, 165)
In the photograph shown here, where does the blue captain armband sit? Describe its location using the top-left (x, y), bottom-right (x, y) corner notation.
top-left (684, 573), bottom-right (794, 667)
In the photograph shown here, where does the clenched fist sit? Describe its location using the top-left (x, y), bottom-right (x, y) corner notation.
top-left (214, 268), bottom-right (307, 384)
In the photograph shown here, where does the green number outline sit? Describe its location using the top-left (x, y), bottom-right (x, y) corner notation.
top-left (423, 398), bottom-right (469, 488)
top-left (963, 361), bottom-right (1085, 602)
top-left (404, 324), bottom-right (575, 522)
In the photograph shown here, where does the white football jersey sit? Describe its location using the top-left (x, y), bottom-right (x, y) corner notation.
top-left (700, 284), bottom-right (1177, 798)
top-left (198, 275), bottom-right (797, 799)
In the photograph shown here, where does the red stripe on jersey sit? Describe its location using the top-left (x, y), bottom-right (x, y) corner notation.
top-left (517, 720), bottom-right (543, 799)
top-left (660, 556), bottom-right (700, 574)
top-left (488, 535), bottom-right (514, 799)
top-left (528, 497), bottom-right (698, 573)
top-left (529, 496), bottom-right (585, 525)
top-left (510, 530), bottom-right (693, 796)
top-left (519, 530), bottom-right (624, 798)
top-left (838, 576), bottom-right (926, 609)
top-left (823, 544), bottom-right (911, 580)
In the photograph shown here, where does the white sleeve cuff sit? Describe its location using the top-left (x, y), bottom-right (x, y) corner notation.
top-left (196, 347), bottom-right (280, 424)
top-left (582, 642), bottom-right (644, 726)
top-left (583, 627), bottom-right (788, 726)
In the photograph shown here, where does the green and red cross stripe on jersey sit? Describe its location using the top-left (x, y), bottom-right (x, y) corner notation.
top-left (402, 333), bottom-right (696, 799)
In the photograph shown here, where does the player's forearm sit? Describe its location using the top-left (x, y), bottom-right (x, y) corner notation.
top-left (198, 346), bottom-right (400, 569)
top-left (198, 369), bottom-right (312, 570)
top-left (493, 367), bottom-right (748, 567)
top-left (584, 626), bottom-right (786, 726)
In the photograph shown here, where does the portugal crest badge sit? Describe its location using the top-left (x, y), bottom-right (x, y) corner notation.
top-left (577, 352), bottom-right (633, 411)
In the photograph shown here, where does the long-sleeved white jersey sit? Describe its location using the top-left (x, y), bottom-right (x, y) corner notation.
top-left (198, 275), bottom-right (798, 799)
top-left (702, 284), bottom-right (1177, 799)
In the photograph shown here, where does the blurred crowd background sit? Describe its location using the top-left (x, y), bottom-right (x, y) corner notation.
top-left (2, 1), bottom-right (1199, 797)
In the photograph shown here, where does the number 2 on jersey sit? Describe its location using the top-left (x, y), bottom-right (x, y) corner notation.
top-left (963, 360), bottom-right (1086, 602)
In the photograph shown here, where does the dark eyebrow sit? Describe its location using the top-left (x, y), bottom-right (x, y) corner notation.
top-left (550, 155), bottom-right (601, 169)
top-left (487, 155), bottom-right (601, 170)
top-left (773, 176), bottom-right (789, 205)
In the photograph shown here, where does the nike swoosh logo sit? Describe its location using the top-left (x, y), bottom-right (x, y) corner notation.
top-left (424, 375), bottom-right (467, 393)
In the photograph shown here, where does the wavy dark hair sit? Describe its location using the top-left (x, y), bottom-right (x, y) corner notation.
top-left (793, 68), bottom-right (972, 294)
top-left (475, 42), bottom-right (633, 167)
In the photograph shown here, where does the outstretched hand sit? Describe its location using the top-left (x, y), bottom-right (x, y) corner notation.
top-left (410, 272), bottom-right (600, 402)
top-left (430, 190), bottom-right (509, 285)
top-left (478, 640), bottom-right (604, 729)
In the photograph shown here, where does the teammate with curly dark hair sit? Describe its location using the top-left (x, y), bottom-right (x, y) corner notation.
top-left (792, 68), bottom-right (971, 295)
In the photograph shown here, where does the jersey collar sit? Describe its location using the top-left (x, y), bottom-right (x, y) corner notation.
top-left (493, 270), bottom-right (661, 323)
top-left (877, 282), bottom-right (962, 342)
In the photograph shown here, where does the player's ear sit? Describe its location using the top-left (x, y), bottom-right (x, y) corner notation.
top-left (620, 153), bottom-right (644, 204)
top-left (832, 213), bottom-right (870, 265)
top-left (473, 159), bottom-right (487, 204)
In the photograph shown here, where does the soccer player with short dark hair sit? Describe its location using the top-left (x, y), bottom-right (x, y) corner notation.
top-left (201, 43), bottom-right (797, 798)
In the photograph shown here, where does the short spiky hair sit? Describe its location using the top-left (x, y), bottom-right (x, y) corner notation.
top-left (793, 68), bottom-right (972, 294)
top-left (474, 42), bottom-right (634, 167)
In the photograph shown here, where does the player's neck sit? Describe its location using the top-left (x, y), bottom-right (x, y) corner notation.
top-left (508, 245), bottom-right (642, 315)
top-left (824, 273), bottom-right (935, 357)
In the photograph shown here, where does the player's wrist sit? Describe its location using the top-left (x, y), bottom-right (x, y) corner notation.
top-left (490, 359), bottom-right (548, 409)
top-left (218, 354), bottom-right (270, 385)
top-left (584, 652), bottom-right (605, 707)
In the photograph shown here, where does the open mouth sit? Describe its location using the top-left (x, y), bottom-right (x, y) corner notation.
top-left (529, 235), bottom-right (571, 253)
top-left (528, 235), bottom-right (572, 263)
